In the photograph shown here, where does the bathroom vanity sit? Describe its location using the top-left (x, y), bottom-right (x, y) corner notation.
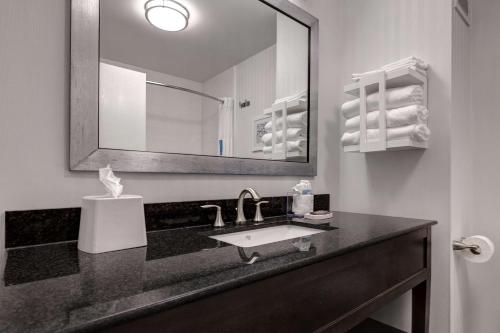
top-left (0, 0), bottom-right (440, 331)
top-left (1, 204), bottom-right (435, 333)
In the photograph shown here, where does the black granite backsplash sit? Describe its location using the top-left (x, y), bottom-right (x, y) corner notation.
top-left (5, 208), bottom-right (81, 249)
top-left (5, 194), bottom-right (330, 249)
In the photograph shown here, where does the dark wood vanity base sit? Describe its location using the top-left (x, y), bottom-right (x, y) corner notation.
top-left (349, 319), bottom-right (406, 333)
top-left (102, 227), bottom-right (431, 333)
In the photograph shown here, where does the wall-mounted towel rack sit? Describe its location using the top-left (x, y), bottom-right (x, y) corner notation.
top-left (342, 67), bottom-right (429, 153)
top-left (263, 96), bottom-right (308, 161)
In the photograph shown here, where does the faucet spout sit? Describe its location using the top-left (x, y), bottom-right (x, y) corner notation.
top-left (236, 188), bottom-right (261, 224)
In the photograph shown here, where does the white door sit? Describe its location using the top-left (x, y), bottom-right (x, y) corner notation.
top-left (452, 0), bottom-right (500, 332)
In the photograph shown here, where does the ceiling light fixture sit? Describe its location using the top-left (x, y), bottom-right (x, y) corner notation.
top-left (144, 0), bottom-right (190, 32)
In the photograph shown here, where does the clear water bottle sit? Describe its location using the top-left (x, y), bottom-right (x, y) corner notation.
top-left (289, 180), bottom-right (314, 217)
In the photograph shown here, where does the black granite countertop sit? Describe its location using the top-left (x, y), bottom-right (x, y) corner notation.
top-left (0, 212), bottom-right (436, 333)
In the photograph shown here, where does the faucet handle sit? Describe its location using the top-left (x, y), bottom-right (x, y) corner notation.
top-left (254, 201), bottom-right (269, 222)
top-left (201, 205), bottom-right (225, 228)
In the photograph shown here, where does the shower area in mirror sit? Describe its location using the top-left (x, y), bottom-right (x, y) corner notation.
top-left (97, 0), bottom-right (309, 161)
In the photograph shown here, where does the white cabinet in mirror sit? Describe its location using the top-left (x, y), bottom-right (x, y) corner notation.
top-left (98, 0), bottom-right (309, 162)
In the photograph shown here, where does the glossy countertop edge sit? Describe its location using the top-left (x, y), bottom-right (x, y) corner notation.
top-left (60, 213), bottom-right (437, 333)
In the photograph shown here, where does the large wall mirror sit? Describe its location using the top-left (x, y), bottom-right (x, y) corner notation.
top-left (71, 0), bottom-right (318, 175)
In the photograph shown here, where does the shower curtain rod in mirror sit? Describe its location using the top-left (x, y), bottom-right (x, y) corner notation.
top-left (146, 80), bottom-right (224, 103)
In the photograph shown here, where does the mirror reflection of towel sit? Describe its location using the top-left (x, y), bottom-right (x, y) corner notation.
top-left (263, 139), bottom-right (306, 153)
top-left (262, 128), bottom-right (306, 145)
top-left (264, 111), bottom-right (308, 131)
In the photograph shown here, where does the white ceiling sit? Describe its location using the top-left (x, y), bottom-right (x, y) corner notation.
top-left (100, 0), bottom-right (278, 82)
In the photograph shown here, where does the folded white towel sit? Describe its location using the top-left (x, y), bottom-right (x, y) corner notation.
top-left (262, 133), bottom-right (273, 145)
top-left (341, 124), bottom-right (431, 146)
top-left (262, 128), bottom-right (306, 145)
top-left (341, 85), bottom-right (424, 119)
top-left (345, 105), bottom-right (429, 131)
top-left (263, 139), bottom-right (307, 153)
top-left (352, 57), bottom-right (428, 82)
top-left (273, 89), bottom-right (308, 105)
top-left (352, 67), bottom-right (427, 82)
top-left (383, 56), bottom-right (428, 70)
top-left (264, 121), bottom-right (271, 131)
top-left (264, 111), bottom-right (308, 131)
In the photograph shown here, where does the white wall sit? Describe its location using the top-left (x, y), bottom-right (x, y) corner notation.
top-left (100, 59), bottom-right (204, 155)
top-left (300, 1), bottom-right (453, 332)
top-left (202, 45), bottom-right (277, 159)
top-left (0, 0), bottom-right (338, 253)
top-left (234, 45), bottom-right (276, 159)
top-left (451, 1), bottom-right (500, 331)
top-left (0, 2), bottom-right (455, 331)
top-left (202, 67), bottom-right (235, 156)
top-left (145, 74), bottom-right (203, 155)
top-left (99, 62), bottom-right (147, 151)
top-left (276, 13), bottom-right (309, 100)
top-left (450, 8), bottom-right (472, 333)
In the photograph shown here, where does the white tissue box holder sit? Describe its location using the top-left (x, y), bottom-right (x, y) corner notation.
top-left (78, 195), bottom-right (147, 254)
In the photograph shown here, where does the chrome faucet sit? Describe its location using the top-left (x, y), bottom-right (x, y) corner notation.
top-left (236, 188), bottom-right (261, 224)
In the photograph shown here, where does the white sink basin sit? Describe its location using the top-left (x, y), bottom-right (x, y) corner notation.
top-left (209, 225), bottom-right (324, 248)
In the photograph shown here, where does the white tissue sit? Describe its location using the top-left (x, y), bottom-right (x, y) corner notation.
top-left (293, 180), bottom-right (312, 194)
top-left (458, 235), bottom-right (495, 264)
top-left (99, 164), bottom-right (123, 198)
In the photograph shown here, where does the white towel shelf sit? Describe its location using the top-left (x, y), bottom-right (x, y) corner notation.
top-left (344, 67), bottom-right (427, 97)
top-left (344, 138), bottom-right (428, 153)
top-left (263, 96), bottom-right (308, 161)
top-left (264, 99), bottom-right (307, 115)
top-left (342, 67), bottom-right (429, 153)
